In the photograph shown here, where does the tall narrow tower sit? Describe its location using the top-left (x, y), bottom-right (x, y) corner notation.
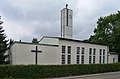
top-left (61, 4), bottom-right (73, 38)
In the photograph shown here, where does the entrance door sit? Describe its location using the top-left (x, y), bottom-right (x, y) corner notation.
top-left (113, 58), bottom-right (115, 63)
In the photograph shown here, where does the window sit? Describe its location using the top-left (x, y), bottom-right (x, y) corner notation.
top-left (68, 46), bottom-right (71, 54)
top-left (100, 49), bottom-right (102, 55)
top-left (81, 55), bottom-right (84, 64)
top-left (103, 49), bottom-right (105, 55)
top-left (62, 46), bottom-right (65, 53)
top-left (89, 56), bottom-right (92, 64)
top-left (62, 55), bottom-right (65, 64)
top-left (103, 56), bottom-right (105, 63)
top-left (76, 55), bottom-right (80, 64)
top-left (99, 49), bottom-right (102, 64)
top-left (89, 48), bottom-right (92, 55)
top-left (99, 56), bottom-right (101, 64)
top-left (76, 47), bottom-right (80, 64)
top-left (89, 48), bottom-right (92, 64)
top-left (77, 47), bottom-right (80, 54)
top-left (103, 49), bottom-right (105, 63)
top-left (93, 56), bottom-right (95, 64)
top-left (81, 47), bottom-right (85, 54)
top-left (113, 58), bottom-right (115, 63)
top-left (93, 48), bottom-right (96, 55)
top-left (67, 55), bottom-right (71, 64)
top-left (81, 47), bottom-right (84, 64)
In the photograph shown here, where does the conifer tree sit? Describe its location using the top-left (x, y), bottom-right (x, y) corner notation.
top-left (0, 16), bottom-right (8, 64)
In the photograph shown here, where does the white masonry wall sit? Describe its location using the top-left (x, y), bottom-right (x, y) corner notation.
top-left (108, 54), bottom-right (118, 63)
top-left (10, 43), bottom-right (60, 65)
top-left (59, 39), bottom-right (109, 64)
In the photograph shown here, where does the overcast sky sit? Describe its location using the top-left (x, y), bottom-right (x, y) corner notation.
top-left (0, 0), bottom-right (120, 42)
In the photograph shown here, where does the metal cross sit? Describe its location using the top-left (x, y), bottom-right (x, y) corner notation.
top-left (31, 46), bottom-right (42, 65)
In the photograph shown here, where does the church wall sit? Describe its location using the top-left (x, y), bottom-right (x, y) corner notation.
top-left (59, 39), bottom-right (108, 64)
top-left (108, 54), bottom-right (118, 63)
top-left (39, 37), bottom-right (58, 45)
top-left (10, 43), bottom-right (59, 65)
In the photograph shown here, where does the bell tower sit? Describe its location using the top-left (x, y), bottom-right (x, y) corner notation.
top-left (61, 4), bottom-right (73, 38)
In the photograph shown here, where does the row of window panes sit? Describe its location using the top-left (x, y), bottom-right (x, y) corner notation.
top-left (62, 55), bottom-right (71, 64)
top-left (76, 55), bottom-right (84, 64)
top-left (89, 48), bottom-right (96, 64)
top-left (62, 46), bottom-right (106, 64)
top-left (99, 49), bottom-right (105, 64)
top-left (100, 49), bottom-right (105, 55)
top-left (76, 47), bottom-right (84, 64)
top-left (89, 48), bottom-right (96, 55)
top-left (62, 46), bottom-right (71, 54)
top-left (77, 47), bottom-right (85, 54)
top-left (62, 46), bottom-right (71, 64)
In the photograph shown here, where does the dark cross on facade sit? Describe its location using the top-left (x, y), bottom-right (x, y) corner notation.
top-left (31, 46), bottom-right (42, 65)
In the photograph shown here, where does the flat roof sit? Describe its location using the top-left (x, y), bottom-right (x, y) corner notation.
top-left (42, 36), bottom-right (108, 46)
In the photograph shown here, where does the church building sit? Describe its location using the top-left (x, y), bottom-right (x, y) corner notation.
top-left (7, 5), bottom-right (118, 65)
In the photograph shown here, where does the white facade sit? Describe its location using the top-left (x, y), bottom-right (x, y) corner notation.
top-left (9, 42), bottom-right (59, 65)
top-left (108, 53), bottom-right (118, 63)
top-left (8, 37), bottom-right (117, 65)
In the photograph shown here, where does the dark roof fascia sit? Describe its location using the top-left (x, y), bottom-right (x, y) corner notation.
top-left (58, 38), bottom-right (108, 46)
top-left (109, 52), bottom-right (118, 55)
top-left (38, 36), bottom-right (108, 46)
top-left (10, 41), bottom-right (58, 47)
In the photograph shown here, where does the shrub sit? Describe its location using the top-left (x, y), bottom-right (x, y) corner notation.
top-left (0, 63), bottom-right (120, 78)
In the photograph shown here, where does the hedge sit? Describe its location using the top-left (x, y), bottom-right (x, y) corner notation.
top-left (0, 63), bottom-right (120, 78)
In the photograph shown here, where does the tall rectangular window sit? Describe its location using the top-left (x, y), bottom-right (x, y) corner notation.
top-left (67, 55), bottom-right (71, 64)
top-left (76, 55), bottom-right (80, 64)
top-left (103, 49), bottom-right (105, 63)
top-left (77, 47), bottom-right (80, 54)
top-left (93, 56), bottom-right (95, 64)
top-left (99, 49), bottom-right (102, 64)
top-left (100, 49), bottom-right (102, 55)
top-left (68, 46), bottom-right (71, 54)
top-left (81, 47), bottom-right (85, 54)
top-left (89, 48), bottom-right (92, 64)
top-left (103, 56), bottom-right (105, 63)
top-left (93, 48), bottom-right (96, 64)
top-left (62, 46), bottom-right (65, 53)
top-left (89, 48), bottom-right (92, 55)
top-left (62, 55), bottom-right (65, 64)
top-left (99, 56), bottom-right (101, 64)
top-left (93, 48), bottom-right (96, 55)
top-left (81, 55), bottom-right (84, 64)
top-left (89, 56), bottom-right (92, 64)
top-left (103, 49), bottom-right (105, 55)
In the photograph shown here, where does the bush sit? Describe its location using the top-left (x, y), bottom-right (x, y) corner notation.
top-left (0, 63), bottom-right (120, 78)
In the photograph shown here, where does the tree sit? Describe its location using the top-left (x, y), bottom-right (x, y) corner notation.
top-left (0, 16), bottom-right (9, 64)
top-left (89, 11), bottom-right (120, 59)
top-left (32, 38), bottom-right (39, 44)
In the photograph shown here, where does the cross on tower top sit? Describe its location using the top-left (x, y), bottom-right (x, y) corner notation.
top-left (66, 4), bottom-right (68, 8)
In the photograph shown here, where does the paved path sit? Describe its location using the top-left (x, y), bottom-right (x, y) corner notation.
top-left (52, 71), bottom-right (120, 79)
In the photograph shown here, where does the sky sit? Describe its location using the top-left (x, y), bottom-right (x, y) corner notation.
top-left (0, 0), bottom-right (120, 42)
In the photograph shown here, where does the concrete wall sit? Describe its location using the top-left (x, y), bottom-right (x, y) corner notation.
top-left (61, 8), bottom-right (73, 38)
top-left (59, 39), bottom-right (108, 64)
top-left (39, 37), bottom-right (58, 45)
top-left (108, 54), bottom-right (118, 63)
top-left (10, 43), bottom-right (59, 65)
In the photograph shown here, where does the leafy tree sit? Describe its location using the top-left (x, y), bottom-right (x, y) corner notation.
top-left (0, 16), bottom-right (9, 64)
top-left (32, 38), bottom-right (39, 44)
top-left (89, 11), bottom-right (120, 55)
